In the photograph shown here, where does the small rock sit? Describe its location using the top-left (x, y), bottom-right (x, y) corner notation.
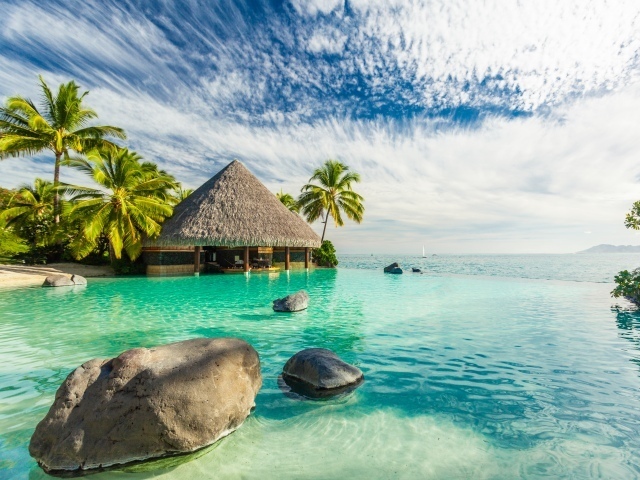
top-left (71, 274), bottom-right (87, 285)
top-left (273, 290), bottom-right (309, 312)
top-left (282, 348), bottom-right (364, 398)
top-left (42, 275), bottom-right (74, 287)
top-left (29, 337), bottom-right (262, 476)
top-left (384, 262), bottom-right (403, 274)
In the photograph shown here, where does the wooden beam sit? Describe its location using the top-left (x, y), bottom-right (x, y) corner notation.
top-left (244, 246), bottom-right (249, 273)
top-left (285, 246), bottom-right (291, 271)
top-left (194, 246), bottom-right (201, 274)
top-left (305, 247), bottom-right (310, 269)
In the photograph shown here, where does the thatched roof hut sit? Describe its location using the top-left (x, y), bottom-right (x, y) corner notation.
top-left (149, 160), bottom-right (321, 248)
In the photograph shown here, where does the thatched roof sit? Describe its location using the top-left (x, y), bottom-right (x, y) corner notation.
top-left (149, 160), bottom-right (321, 248)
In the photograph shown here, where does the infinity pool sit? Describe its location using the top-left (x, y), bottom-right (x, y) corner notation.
top-left (1, 269), bottom-right (640, 478)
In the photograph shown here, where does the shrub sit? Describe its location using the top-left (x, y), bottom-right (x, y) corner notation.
top-left (612, 268), bottom-right (640, 304)
top-left (111, 256), bottom-right (146, 275)
top-left (313, 240), bottom-right (338, 267)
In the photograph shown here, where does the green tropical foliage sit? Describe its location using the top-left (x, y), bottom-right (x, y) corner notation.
top-left (625, 201), bottom-right (640, 230)
top-left (276, 190), bottom-right (300, 213)
top-left (613, 201), bottom-right (640, 304)
top-left (298, 159), bottom-right (364, 242)
top-left (313, 240), bottom-right (339, 267)
top-left (0, 220), bottom-right (28, 258)
top-left (612, 269), bottom-right (640, 304)
top-left (171, 186), bottom-right (194, 205)
top-left (0, 178), bottom-right (58, 249)
top-left (66, 148), bottom-right (176, 261)
top-left (0, 76), bottom-right (126, 221)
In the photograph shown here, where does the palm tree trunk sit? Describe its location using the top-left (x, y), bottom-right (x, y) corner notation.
top-left (321, 212), bottom-right (329, 243)
top-left (53, 153), bottom-right (61, 224)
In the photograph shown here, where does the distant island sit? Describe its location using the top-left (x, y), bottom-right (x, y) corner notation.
top-left (577, 244), bottom-right (640, 254)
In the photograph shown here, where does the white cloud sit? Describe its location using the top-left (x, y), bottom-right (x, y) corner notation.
top-left (307, 28), bottom-right (347, 55)
top-left (290, 0), bottom-right (344, 16)
top-left (346, 0), bottom-right (640, 110)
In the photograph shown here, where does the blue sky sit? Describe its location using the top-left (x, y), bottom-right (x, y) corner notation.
top-left (1, 0), bottom-right (640, 253)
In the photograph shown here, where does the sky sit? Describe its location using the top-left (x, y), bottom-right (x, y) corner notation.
top-left (0, 0), bottom-right (639, 254)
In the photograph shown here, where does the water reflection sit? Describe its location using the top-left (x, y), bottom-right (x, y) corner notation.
top-left (614, 307), bottom-right (640, 370)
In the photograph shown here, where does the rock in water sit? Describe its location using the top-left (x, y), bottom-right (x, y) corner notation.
top-left (273, 290), bottom-right (309, 312)
top-left (282, 348), bottom-right (364, 398)
top-left (383, 263), bottom-right (403, 274)
top-left (71, 274), bottom-right (87, 285)
top-left (42, 275), bottom-right (75, 287)
top-left (29, 338), bottom-right (262, 476)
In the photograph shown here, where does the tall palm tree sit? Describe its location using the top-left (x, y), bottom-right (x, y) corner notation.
top-left (298, 160), bottom-right (364, 242)
top-left (0, 178), bottom-right (58, 249)
top-left (0, 76), bottom-right (126, 222)
top-left (65, 148), bottom-right (175, 261)
top-left (276, 189), bottom-right (300, 213)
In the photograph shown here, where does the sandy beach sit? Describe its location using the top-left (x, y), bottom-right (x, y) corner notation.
top-left (0, 263), bottom-right (114, 288)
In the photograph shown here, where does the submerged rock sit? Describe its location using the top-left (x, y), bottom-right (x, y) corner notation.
top-left (412, 267), bottom-right (422, 273)
top-left (42, 275), bottom-right (74, 287)
top-left (29, 337), bottom-right (262, 476)
top-left (71, 274), bottom-right (87, 286)
top-left (282, 348), bottom-right (364, 398)
top-left (384, 263), bottom-right (403, 274)
top-left (273, 290), bottom-right (309, 312)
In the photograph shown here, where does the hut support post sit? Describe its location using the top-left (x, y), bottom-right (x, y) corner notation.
top-left (285, 247), bottom-right (291, 271)
top-left (194, 246), bottom-right (201, 275)
top-left (244, 246), bottom-right (249, 273)
top-left (305, 247), bottom-right (310, 269)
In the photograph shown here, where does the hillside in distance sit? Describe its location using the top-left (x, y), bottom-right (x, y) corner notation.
top-left (577, 244), bottom-right (640, 253)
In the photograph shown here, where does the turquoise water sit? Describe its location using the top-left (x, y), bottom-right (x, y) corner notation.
top-left (339, 253), bottom-right (640, 283)
top-left (2, 256), bottom-right (640, 478)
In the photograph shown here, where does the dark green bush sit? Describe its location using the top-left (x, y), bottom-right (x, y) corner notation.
top-left (111, 256), bottom-right (146, 275)
top-left (313, 240), bottom-right (338, 267)
top-left (612, 269), bottom-right (640, 304)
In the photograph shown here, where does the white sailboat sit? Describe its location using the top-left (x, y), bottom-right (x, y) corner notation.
top-left (422, 245), bottom-right (426, 258)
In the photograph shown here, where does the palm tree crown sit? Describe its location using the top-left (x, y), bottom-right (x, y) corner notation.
top-left (0, 76), bottom-right (126, 221)
top-left (298, 159), bottom-right (364, 242)
top-left (0, 178), bottom-right (58, 248)
top-left (66, 148), bottom-right (176, 261)
top-left (276, 190), bottom-right (300, 213)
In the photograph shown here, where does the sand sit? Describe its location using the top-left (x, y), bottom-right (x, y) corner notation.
top-left (0, 263), bottom-right (114, 288)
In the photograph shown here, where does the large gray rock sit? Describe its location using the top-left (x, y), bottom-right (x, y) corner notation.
top-left (282, 348), bottom-right (364, 397)
top-left (273, 290), bottom-right (309, 312)
top-left (42, 275), bottom-right (75, 287)
top-left (29, 337), bottom-right (262, 476)
top-left (71, 274), bottom-right (87, 286)
top-left (384, 262), bottom-right (403, 274)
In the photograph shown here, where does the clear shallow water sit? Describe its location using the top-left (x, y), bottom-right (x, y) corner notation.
top-left (1, 259), bottom-right (640, 478)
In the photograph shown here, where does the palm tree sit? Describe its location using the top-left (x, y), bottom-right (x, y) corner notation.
top-left (65, 148), bottom-right (175, 261)
top-left (171, 186), bottom-right (194, 205)
top-left (0, 178), bottom-right (58, 249)
top-left (298, 160), bottom-right (364, 242)
top-left (0, 76), bottom-right (126, 222)
top-left (276, 189), bottom-right (300, 213)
